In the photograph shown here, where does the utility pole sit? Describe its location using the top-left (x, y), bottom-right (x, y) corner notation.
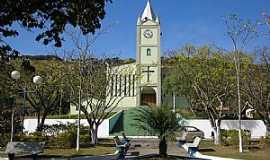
top-left (235, 50), bottom-right (243, 153)
top-left (76, 58), bottom-right (82, 152)
top-left (173, 92), bottom-right (176, 112)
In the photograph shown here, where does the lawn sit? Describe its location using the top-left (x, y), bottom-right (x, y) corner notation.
top-left (199, 140), bottom-right (270, 160)
top-left (43, 146), bottom-right (115, 157)
top-left (1, 139), bottom-right (270, 159)
top-left (0, 145), bottom-right (115, 158)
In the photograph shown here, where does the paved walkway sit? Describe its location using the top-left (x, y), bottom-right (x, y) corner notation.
top-left (129, 138), bottom-right (187, 156)
top-left (71, 155), bottom-right (117, 160)
top-left (64, 139), bottom-right (188, 160)
top-left (0, 139), bottom-right (188, 160)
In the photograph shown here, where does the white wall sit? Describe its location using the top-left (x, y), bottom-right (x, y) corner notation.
top-left (23, 119), bottom-right (109, 138)
top-left (184, 120), bottom-right (267, 139)
top-left (24, 119), bottom-right (267, 139)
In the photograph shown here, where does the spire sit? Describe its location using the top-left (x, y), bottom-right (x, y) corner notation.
top-left (141, 0), bottom-right (156, 21)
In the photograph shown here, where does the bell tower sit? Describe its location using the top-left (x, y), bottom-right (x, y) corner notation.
top-left (136, 0), bottom-right (161, 106)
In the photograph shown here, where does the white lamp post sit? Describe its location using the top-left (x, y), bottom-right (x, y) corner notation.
top-left (10, 71), bottom-right (21, 142)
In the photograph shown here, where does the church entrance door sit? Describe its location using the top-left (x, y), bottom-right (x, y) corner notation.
top-left (141, 87), bottom-right (156, 107)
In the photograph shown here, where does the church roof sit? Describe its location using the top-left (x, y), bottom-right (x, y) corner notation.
top-left (141, 0), bottom-right (156, 21)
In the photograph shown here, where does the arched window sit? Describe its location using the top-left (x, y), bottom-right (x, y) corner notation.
top-left (147, 48), bottom-right (151, 56)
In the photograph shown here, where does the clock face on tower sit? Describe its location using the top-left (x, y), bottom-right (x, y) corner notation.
top-left (143, 29), bottom-right (153, 39)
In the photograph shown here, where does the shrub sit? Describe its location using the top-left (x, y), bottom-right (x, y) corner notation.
top-left (2, 123), bottom-right (91, 148)
top-left (14, 132), bottom-right (47, 142)
top-left (45, 122), bottom-right (90, 148)
top-left (55, 131), bottom-right (77, 148)
top-left (43, 123), bottom-right (68, 136)
top-left (259, 135), bottom-right (270, 148)
top-left (221, 129), bottom-right (251, 146)
top-left (0, 133), bottom-right (10, 147)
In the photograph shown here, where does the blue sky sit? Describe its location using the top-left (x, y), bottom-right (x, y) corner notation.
top-left (5, 0), bottom-right (270, 58)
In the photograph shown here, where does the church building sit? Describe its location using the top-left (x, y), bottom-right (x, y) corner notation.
top-left (70, 1), bottom-right (183, 114)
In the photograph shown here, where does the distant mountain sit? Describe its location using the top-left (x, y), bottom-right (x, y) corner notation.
top-left (20, 54), bottom-right (62, 61)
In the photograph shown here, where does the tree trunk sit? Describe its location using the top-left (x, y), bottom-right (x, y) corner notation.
top-left (213, 127), bottom-right (222, 145)
top-left (266, 124), bottom-right (270, 136)
top-left (91, 127), bottom-right (98, 145)
top-left (214, 120), bottom-right (221, 145)
top-left (159, 137), bottom-right (167, 157)
top-left (88, 130), bottom-right (92, 144)
top-left (37, 112), bottom-right (40, 131)
top-left (37, 112), bottom-right (47, 132)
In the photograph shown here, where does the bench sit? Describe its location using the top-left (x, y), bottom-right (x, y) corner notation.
top-left (245, 139), bottom-right (261, 150)
top-left (122, 132), bottom-right (130, 145)
top-left (113, 134), bottom-right (131, 160)
top-left (5, 142), bottom-right (45, 160)
top-left (177, 137), bottom-right (201, 157)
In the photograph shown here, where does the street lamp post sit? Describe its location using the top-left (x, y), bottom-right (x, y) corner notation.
top-left (10, 103), bottom-right (15, 142)
top-left (10, 71), bottom-right (20, 142)
top-left (10, 71), bottom-right (42, 142)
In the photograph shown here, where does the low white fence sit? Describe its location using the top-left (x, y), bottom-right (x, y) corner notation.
top-left (24, 119), bottom-right (267, 139)
top-left (23, 119), bottom-right (110, 138)
top-left (184, 119), bottom-right (267, 139)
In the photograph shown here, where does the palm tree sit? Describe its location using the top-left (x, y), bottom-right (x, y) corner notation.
top-left (132, 106), bottom-right (183, 157)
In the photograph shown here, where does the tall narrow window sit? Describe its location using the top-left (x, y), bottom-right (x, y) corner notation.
top-left (128, 74), bottom-right (131, 96)
top-left (147, 48), bottom-right (151, 56)
top-left (115, 74), bottom-right (118, 96)
top-left (124, 75), bottom-right (127, 96)
top-left (111, 76), bottom-right (114, 97)
top-left (132, 75), bottom-right (135, 96)
top-left (119, 75), bottom-right (122, 96)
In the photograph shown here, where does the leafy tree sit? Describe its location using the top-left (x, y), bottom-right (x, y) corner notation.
top-left (11, 58), bottom-right (66, 132)
top-left (163, 45), bottom-right (198, 115)
top-left (71, 59), bottom-right (132, 145)
top-left (0, 0), bottom-right (112, 62)
top-left (28, 62), bottom-right (67, 131)
top-left (64, 29), bottom-right (133, 145)
top-left (164, 45), bottom-right (243, 144)
top-left (243, 47), bottom-right (270, 133)
top-left (132, 106), bottom-right (182, 157)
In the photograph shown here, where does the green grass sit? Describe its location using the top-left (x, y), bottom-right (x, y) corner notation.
top-left (0, 146), bottom-right (114, 158)
top-left (2, 139), bottom-right (269, 159)
top-left (43, 139), bottom-right (115, 157)
top-left (43, 146), bottom-right (114, 157)
top-left (199, 140), bottom-right (270, 160)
